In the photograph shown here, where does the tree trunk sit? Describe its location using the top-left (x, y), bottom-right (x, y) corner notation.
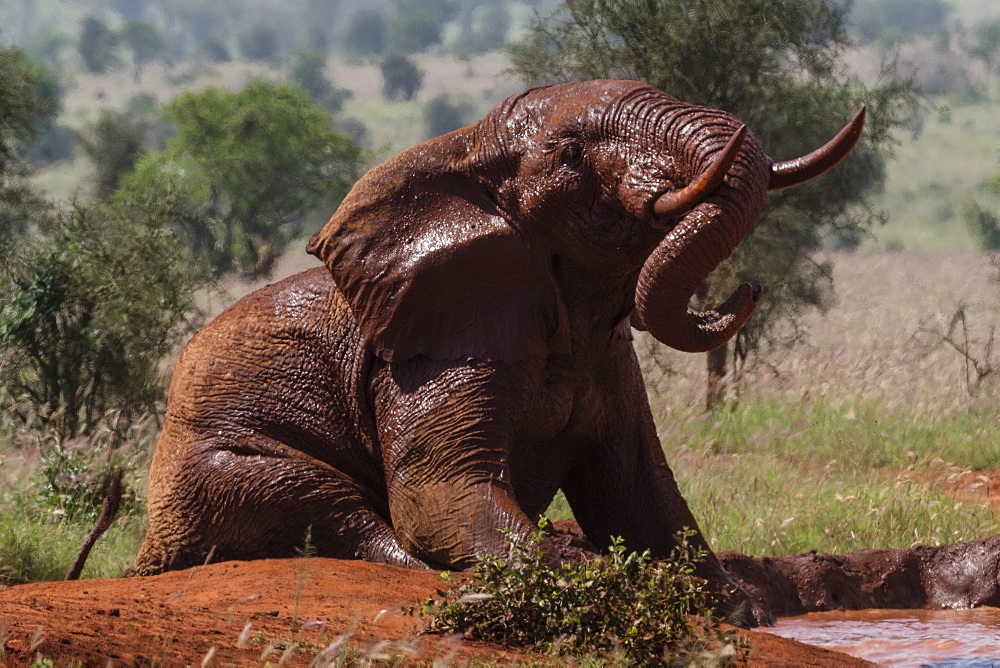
top-left (705, 342), bottom-right (729, 412)
top-left (695, 280), bottom-right (729, 412)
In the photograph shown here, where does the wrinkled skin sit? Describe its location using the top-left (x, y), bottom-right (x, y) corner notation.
top-left (129, 80), bottom-right (861, 626)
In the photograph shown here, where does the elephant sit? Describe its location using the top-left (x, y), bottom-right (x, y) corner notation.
top-left (127, 79), bottom-right (863, 625)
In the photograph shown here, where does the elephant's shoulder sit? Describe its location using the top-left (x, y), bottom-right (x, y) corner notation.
top-left (186, 267), bottom-right (355, 356)
top-left (213, 267), bottom-right (343, 324)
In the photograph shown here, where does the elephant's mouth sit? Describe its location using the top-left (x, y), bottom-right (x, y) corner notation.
top-left (649, 125), bottom-right (747, 224)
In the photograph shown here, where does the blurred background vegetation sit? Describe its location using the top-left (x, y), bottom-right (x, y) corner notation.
top-left (0, 0), bottom-right (998, 582)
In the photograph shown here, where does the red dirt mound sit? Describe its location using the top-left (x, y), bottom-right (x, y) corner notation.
top-left (0, 556), bottom-right (865, 666)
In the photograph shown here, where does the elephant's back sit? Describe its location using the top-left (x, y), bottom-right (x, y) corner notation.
top-left (160, 267), bottom-right (375, 465)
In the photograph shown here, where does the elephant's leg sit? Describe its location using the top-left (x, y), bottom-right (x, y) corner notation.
top-left (128, 439), bottom-right (426, 576)
top-left (373, 358), bottom-right (545, 571)
top-left (559, 350), bottom-right (770, 625)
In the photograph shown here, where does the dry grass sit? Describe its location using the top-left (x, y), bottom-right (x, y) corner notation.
top-left (645, 251), bottom-right (1000, 410)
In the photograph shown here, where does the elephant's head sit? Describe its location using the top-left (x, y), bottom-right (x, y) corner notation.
top-left (308, 80), bottom-right (863, 360)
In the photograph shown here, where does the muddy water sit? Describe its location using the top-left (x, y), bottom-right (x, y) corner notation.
top-left (769, 608), bottom-right (1000, 666)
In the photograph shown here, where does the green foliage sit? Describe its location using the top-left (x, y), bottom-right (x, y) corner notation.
top-left (460, 4), bottom-right (511, 54)
top-left (345, 10), bottom-right (388, 56)
top-left (289, 52), bottom-right (352, 112)
top-left (198, 37), bottom-right (231, 63)
top-left (510, 0), bottom-right (918, 389)
top-left (77, 109), bottom-right (147, 201)
top-left (388, 8), bottom-right (443, 53)
top-left (412, 525), bottom-right (745, 665)
top-left (33, 422), bottom-right (145, 524)
top-left (966, 20), bottom-right (1000, 77)
top-left (0, 197), bottom-right (208, 437)
top-left (119, 22), bottom-right (164, 66)
top-left (0, 509), bottom-right (143, 584)
top-left (0, 44), bottom-right (60, 170)
top-left (380, 54), bottom-right (424, 100)
top-left (78, 16), bottom-right (117, 74)
top-left (239, 23), bottom-right (279, 61)
top-left (0, 397), bottom-right (153, 585)
top-left (117, 81), bottom-right (364, 277)
top-left (0, 43), bottom-right (59, 240)
top-left (962, 200), bottom-right (1000, 251)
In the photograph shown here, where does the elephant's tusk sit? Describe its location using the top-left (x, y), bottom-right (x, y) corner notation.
top-left (768, 106), bottom-right (866, 191)
top-left (653, 124), bottom-right (747, 219)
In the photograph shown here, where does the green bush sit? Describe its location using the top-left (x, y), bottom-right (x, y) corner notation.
top-left (0, 196), bottom-right (209, 436)
top-left (411, 524), bottom-right (745, 665)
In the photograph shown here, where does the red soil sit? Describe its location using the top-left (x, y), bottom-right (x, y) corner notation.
top-left (0, 556), bottom-right (866, 666)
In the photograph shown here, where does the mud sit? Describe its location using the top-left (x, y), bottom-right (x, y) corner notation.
top-left (7, 519), bottom-right (1000, 664)
top-left (552, 520), bottom-right (1000, 619)
top-left (0, 553), bottom-right (862, 666)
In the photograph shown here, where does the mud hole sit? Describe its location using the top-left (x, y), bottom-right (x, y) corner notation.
top-left (0, 549), bottom-right (864, 666)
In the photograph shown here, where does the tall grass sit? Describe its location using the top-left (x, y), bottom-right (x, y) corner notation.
top-left (0, 409), bottom-right (152, 584)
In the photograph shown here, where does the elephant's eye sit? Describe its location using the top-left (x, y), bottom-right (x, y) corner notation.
top-left (560, 140), bottom-right (584, 167)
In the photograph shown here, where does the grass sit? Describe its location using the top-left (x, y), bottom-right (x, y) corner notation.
top-left (0, 414), bottom-right (151, 584)
top-left (544, 393), bottom-right (1000, 557)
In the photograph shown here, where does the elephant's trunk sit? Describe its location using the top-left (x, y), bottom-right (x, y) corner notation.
top-left (634, 173), bottom-right (766, 353)
top-left (633, 108), bottom-right (866, 353)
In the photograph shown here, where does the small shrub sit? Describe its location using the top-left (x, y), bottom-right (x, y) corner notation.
top-left (963, 200), bottom-right (1000, 251)
top-left (410, 524), bottom-right (746, 665)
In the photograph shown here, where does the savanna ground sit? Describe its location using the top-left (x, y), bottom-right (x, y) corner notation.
top-left (3, 40), bottom-right (1000, 664)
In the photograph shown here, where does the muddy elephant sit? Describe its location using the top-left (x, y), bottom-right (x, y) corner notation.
top-left (128, 79), bottom-right (863, 624)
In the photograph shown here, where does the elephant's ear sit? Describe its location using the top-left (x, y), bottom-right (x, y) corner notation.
top-left (308, 134), bottom-right (568, 363)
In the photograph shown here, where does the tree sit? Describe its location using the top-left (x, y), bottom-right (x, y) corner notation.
top-left (456, 4), bottom-right (511, 54)
top-left (380, 54), bottom-right (424, 100)
top-left (116, 81), bottom-right (365, 278)
top-left (78, 16), bottom-right (117, 74)
top-left (345, 10), bottom-right (388, 56)
top-left (0, 196), bottom-right (209, 437)
top-left (77, 109), bottom-right (147, 201)
top-left (0, 43), bottom-right (59, 240)
top-left (290, 52), bottom-right (352, 111)
top-left (963, 200), bottom-right (1000, 251)
top-left (966, 20), bottom-right (1000, 78)
top-left (388, 8), bottom-right (442, 53)
top-left (119, 22), bottom-right (164, 70)
top-left (425, 94), bottom-right (468, 137)
top-left (238, 24), bottom-right (279, 61)
top-left (510, 0), bottom-right (916, 409)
